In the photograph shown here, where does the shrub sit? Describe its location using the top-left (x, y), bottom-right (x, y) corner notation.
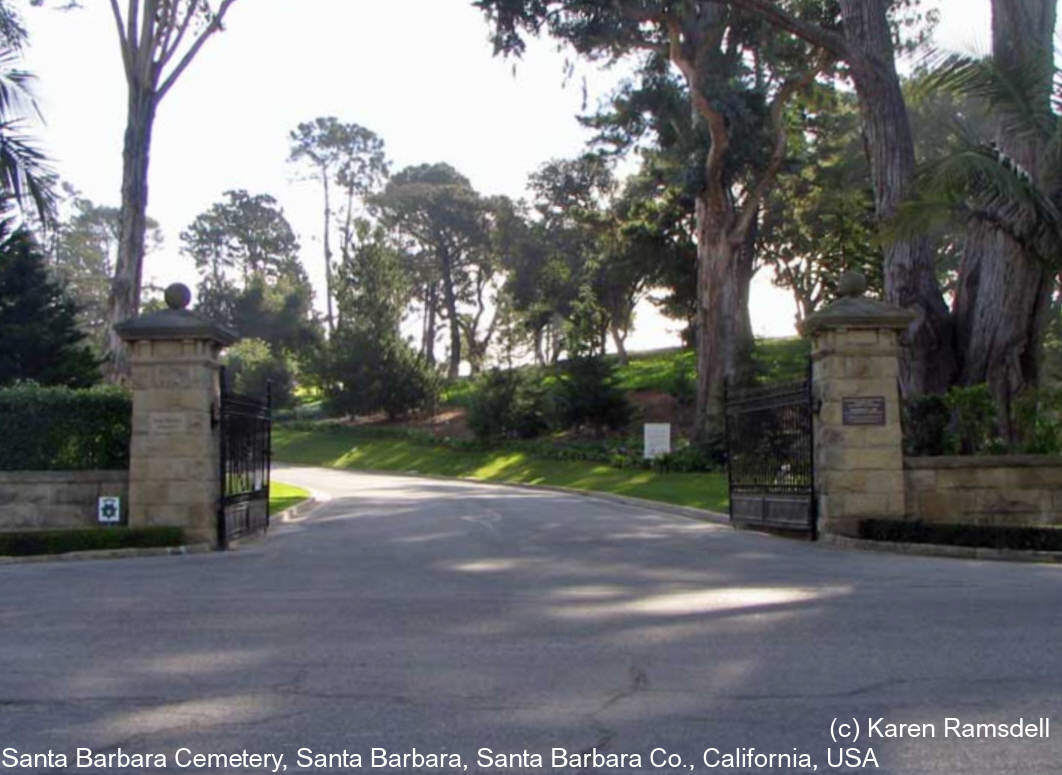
top-left (860, 519), bottom-right (1062, 552)
top-left (325, 330), bottom-right (440, 420)
top-left (223, 338), bottom-right (296, 409)
top-left (0, 526), bottom-right (184, 557)
top-left (467, 368), bottom-right (552, 440)
top-left (664, 359), bottom-right (696, 409)
top-left (0, 385), bottom-right (131, 470)
top-left (555, 356), bottom-right (632, 432)
top-left (945, 383), bottom-right (1000, 454)
top-left (903, 393), bottom-right (954, 456)
top-left (1013, 387), bottom-right (1062, 454)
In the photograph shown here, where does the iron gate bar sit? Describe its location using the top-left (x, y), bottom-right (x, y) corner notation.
top-left (217, 367), bottom-right (272, 549)
top-left (724, 363), bottom-right (816, 538)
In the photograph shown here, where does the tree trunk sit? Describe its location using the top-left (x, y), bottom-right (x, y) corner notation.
top-left (105, 86), bottom-right (157, 383)
top-left (954, 0), bottom-right (1057, 441)
top-left (839, 0), bottom-right (955, 396)
top-left (693, 190), bottom-right (749, 448)
top-left (533, 325), bottom-right (545, 366)
top-left (321, 171), bottom-right (335, 335)
top-left (423, 282), bottom-right (437, 365)
top-left (439, 251), bottom-right (461, 379)
top-left (610, 324), bottom-right (628, 365)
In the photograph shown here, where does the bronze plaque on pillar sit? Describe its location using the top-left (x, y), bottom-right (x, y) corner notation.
top-left (842, 396), bottom-right (886, 426)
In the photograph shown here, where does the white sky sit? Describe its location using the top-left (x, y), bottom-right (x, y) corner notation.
top-left (15, 0), bottom-right (994, 351)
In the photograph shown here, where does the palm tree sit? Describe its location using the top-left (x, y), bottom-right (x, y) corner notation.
top-left (0, 46), bottom-right (54, 225)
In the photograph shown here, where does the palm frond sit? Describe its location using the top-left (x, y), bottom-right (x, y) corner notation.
top-left (922, 51), bottom-right (1057, 147)
top-left (0, 119), bottom-right (55, 224)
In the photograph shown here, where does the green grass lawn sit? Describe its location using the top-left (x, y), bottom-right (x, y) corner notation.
top-left (440, 338), bottom-right (809, 405)
top-left (273, 425), bottom-right (729, 513)
top-left (269, 481), bottom-right (311, 515)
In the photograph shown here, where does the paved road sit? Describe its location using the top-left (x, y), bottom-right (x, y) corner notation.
top-left (2, 465), bottom-right (1061, 774)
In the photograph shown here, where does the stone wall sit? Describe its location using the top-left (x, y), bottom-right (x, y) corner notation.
top-left (0, 471), bottom-right (129, 531)
top-left (905, 456), bottom-right (1062, 527)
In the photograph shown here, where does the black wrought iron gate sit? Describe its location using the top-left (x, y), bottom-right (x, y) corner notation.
top-left (724, 373), bottom-right (816, 538)
top-left (217, 368), bottom-right (272, 549)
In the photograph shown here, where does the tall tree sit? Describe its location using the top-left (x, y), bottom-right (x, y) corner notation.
top-left (54, 0), bottom-right (242, 382)
top-left (478, 1), bottom-right (828, 444)
top-left (375, 163), bottom-right (490, 379)
top-left (719, 0), bottom-right (954, 395)
top-left (288, 117), bottom-right (388, 334)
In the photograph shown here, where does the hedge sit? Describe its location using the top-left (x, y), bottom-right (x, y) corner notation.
top-left (860, 519), bottom-right (1062, 552)
top-left (0, 526), bottom-right (183, 556)
top-left (0, 385), bottom-right (132, 470)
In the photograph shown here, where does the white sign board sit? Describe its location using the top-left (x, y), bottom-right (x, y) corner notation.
top-left (643, 423), bottom-right (671, 460)
top-left (98, 496), bottom-right (121, 524)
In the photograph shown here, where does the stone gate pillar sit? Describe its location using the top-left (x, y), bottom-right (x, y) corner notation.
top-left (802, 272), bottom-right (914, 538)
top-left (115, 284), bottom-right (238, 547)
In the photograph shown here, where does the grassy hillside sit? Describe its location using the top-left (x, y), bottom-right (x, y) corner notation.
top-left (442, 338), bottom-right (809, 406)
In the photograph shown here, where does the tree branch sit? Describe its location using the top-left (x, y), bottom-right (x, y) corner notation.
top-left (157, 0), bottom-right (237, 100)
top-left (733, 52), bottom-right (831, 242)
top-left (108, 0), bottom-right (132, 81)
top-left (723, 0), bottom-right (848, 59)
top-left (158, 0), bottom-right (198, 72)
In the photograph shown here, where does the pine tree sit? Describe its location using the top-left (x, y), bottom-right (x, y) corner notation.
top-left (0, 228), bottom-right (99, 387)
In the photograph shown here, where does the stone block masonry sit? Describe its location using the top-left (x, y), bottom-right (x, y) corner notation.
top-left (905, 456), bottom-right (1062, 528)
top-left (0, 471), bottom-right (128, 530)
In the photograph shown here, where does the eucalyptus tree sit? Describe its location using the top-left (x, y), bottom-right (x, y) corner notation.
top-left (374, 163), bottom-right (490, 379)
top-left (712, 0), bottom-right (955, 395)
top-left (477, 0), bottom-right (829, 444)
top-left (288, 117), bottom-right (388, 334)
top-left (37, 0), bottom-right (243, 381)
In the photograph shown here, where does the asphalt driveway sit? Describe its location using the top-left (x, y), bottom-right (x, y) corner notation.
top-left (1, 465), bottom-right (1060, 773)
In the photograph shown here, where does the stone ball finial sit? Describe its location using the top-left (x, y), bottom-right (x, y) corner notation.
top-left (164, 283), bottom-right (192, 310)
top-left (837, 270), bottom-right (868, 298)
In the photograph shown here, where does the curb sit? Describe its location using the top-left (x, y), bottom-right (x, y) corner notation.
top-left (822, 533), bottom-right (1062, 564)
top-left (0, 543), bottom-right (214, 566)
top-left (273, 497), bottom-right (320, 524)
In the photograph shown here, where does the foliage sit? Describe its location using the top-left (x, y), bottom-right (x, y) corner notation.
top-left (0, 384), bottom-right (130, 470)
top-left (49, 188), bottom-right (163, 354)
top-left (0, 227), bottom-right (99, 387)
top-left (1012, 387), bottom-right (1062, 455)
top-left (223, 338), bottom-right (295, 409)
top-left (859, 519), bottom-right (1062, 553)
top-left (555, 355), bottom-right (632, 432)
top-left (182, 189), bottom-right (300, 295)
top-left (288, 117), bottom-right (389, 332)
top-left (945, 383), bottom-right (1001, 455)
top-left (759, 86), bottom-right (883, 321)
top-left (324, 329), bottom-right (440, 421)
top-left (467, 368), bottom-right (552, 440)
top-left (183, 190), bottom-right (321, 372)
top-left (374, 162), bottom-right (491, 377)
top-left (0, 526), bottom-right (184, 557)
top-left (902, 393), bottom-right (952, 456)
